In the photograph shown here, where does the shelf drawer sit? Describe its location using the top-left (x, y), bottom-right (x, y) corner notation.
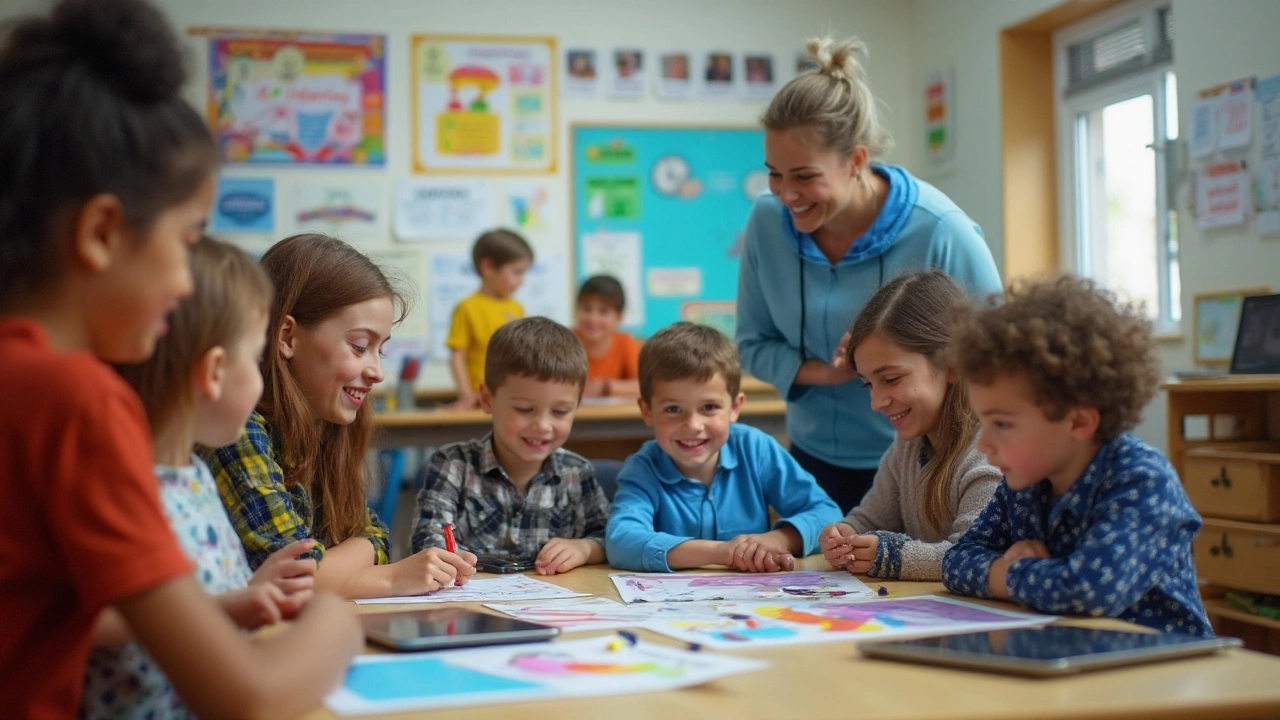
top-left (1194, 519), bottom-right (1280, 595)
top-left (1184, 445), bottom-right (1280, 522)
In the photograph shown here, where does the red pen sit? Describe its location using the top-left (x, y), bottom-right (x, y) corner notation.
top-left (443, 522), bottom-right (457, 554)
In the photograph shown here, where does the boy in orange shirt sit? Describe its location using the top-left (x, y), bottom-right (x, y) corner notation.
top-left (573, 275), bottom-right (641, 398)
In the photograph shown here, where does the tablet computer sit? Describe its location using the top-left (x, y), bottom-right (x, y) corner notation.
top-left (859, 625), bottom-right (1241, 677)
top-left (361, 608), bottom-right (559, 652)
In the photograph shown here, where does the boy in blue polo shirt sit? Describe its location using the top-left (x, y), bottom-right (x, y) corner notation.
top-left (605, 322), bottom-right (842, 572)
top-left (942, 276), bottom-right (1212, 636)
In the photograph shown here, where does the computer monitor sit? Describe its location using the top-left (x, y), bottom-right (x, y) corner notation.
top-left (1230, 293), bottom-right (1280, 374)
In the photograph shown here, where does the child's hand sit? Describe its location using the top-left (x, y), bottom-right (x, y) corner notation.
top-left (249, 539), bottom-right (318, 598)
top-left (450, 393), bottom-right (480, 411)
top-left (1003, 539), bottom-right (1050, 563)
top-left (724, 534), bottom-right (794, 573)
top-left (390, 547), bottom-right (478, 596)
top-left (219, 584), bottom-right (307, 630)
top-left (535, 538), bottom-right (592, 575)
top-left (842, 534), bottom-right (879, 575)
top-left (819, 522), bottom-right (858, 568)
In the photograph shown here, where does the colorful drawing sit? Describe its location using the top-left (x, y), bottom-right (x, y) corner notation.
top-left (353, 574), bottom-right (587, 606)
top-left (640, 595), bottom-right (1056, 649)
top-left (484, 597), bottom-right (656, 631)
top-left (197, 28), bottom-right (385, 166)
top-left (412, 35), bottom-right (556, 173)
top-left (612, 571), bottom-right (874, 604)
top-left (325, 637), bottom-right (767, 715)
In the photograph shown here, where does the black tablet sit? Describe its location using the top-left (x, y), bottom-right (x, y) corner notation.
top-left (475, 554), bottom-right (536, 573)
top-left (361, 608), bottom-right (559, 652)
top-left (859, 625), bottom-right (1241, 677)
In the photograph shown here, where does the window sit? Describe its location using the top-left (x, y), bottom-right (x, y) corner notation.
top-left (1055, 2), bottom-right (1179, 330)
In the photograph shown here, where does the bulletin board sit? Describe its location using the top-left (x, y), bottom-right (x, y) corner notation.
top-left (572, 124), bottom-right (767, 338)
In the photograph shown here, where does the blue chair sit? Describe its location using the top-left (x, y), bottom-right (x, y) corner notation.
top-left (593, 458), bottom-right (624, 502)
top-left (372, 448), bottom-right (409, 525)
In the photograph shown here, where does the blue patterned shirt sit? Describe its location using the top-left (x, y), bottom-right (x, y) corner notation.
top-left (942, 433), bottom-right (1212, 636)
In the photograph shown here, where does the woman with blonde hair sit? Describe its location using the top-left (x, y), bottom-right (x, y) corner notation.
top-left (736, 36), bottom-right (1001, 512)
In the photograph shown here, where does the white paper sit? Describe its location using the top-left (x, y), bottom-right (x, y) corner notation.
top-left (563, 48), bottom-right (600, 99)
top-left (364, 246), bottom-right (428, 337)
top-left (581, 230), bottom-right (644, 326)
top-left (1258, 73), bottom-right (1280, 160)
top-left (1190, 97), bottom-right (1218, 159)
top-left (353, 574), bottom-right (587, 606)
top-left (654, 50), bottom-right (694, 100)
top-left (639, 595), bottom-right (1055, 650)
top-left (1218, 82), bottom-right (1254, 151)
top-left (607, 47), bottom-right (646, 99)
top-left (1255, 159), bottom-right (1280, 236)
top-left (288, 178), bottom-right (388, 240)
top-left (741, 52), bottom-right (778, 100)
top-left (611, 571), bottom-right (874, 604)
top-left (513, 251), bottom-right (572, 327)
top-left (485, 597), bottom-right (657, 631)
top-left (646, 267), bottom-right (702, 297)
top-left (325, 636), bottom-right (767, 716)
top-left (503, 179), bottom-right (557, 233)
top-left (1197, 161), bottom-right (1248, 229)
top-left (698, 49), bottom-right (738, 101)
top-left (394, 178), bottom-right (494, 241)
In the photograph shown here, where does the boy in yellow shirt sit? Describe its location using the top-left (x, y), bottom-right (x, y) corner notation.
top-left (448, 229), bottom-right (534, 409)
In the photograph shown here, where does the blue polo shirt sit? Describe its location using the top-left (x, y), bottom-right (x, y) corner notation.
top-left (605, 424), bottom-right (842, 572)
top-left (942, 433), bottom-right (1212, 636)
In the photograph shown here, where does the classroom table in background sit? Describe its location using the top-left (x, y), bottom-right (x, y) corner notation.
top-left (301, 555), bottom-right (1280, 720)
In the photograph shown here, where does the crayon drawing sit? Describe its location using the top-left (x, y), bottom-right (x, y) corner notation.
top-left (354, 574), bottom-right (587, 606)
top-left (484, 597), bottom-right (657, 631)
top-left (640, 595), bottom-right (1055, 649)
top-left (325, 637), bottom-right (766, 715)
top-left (611, 571), bottom-right (874, 604)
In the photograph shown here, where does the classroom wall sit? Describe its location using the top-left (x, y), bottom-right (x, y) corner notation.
top-left (905, 0), bottom-right (1280, 451)
top-left (87, 0), bottom-right (918, 390)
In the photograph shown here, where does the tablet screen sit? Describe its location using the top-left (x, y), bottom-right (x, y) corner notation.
top-left (361, 608), bottom-right (558, 651)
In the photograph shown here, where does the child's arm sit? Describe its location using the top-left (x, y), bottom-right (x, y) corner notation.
top-left (535, 466), bottom-right (612, 574)
top-left (605, 458), bottom-right (706, 571)
top-left (317, 536), bottom-right (477, 598)
top-left (758, 433), bottom-right (844, 557)
top-left (448, 349), bottom-right (477, 409)
top-left (941, 483), bottom-right (1015, 598)
top-left (410, 448), bottom-right (462, 554)
top-left (118, 575), bottom-right (360, 719)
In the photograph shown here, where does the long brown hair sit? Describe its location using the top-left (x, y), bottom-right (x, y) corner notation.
top-left (845, 270), bottom-right (976, 535)
top-left (258, 234), bottom-right (408, 546)
top-left (116, 236), bottom-right (272, 434)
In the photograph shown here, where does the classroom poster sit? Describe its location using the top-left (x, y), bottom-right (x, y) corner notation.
top-left (503, 180), bottom-right (557, 232)
top-left (563, 48), bottom-right (599, 98)
top-left (699, 50), bottom-right (738, 100)
top-left (210, 176), bottom-right (275, 233)
top-left (197, 28), bottom-right (386, 166)
top-left (1255, 159), bottom-right (1280, 236)
top-left (1217, 78), bottom-right (1254, 152)
top-left (1258, 73), bottom-right (1280, 160)
top-left (287, 178), bottom-right (388, 239)
top-left (655, 51), bottom-right (694, 100)
top-left (362, 247), bottom-right (428, 378)
top-left (394, 178), bottom-right (494, 241)
top-left (580, 230), bottom-right (644, 327)
top-left (411, 35), bottom-right (557, 173)
top-left (1197, 160), bottom-right (1248, 230)
top-left (925, 67), bottom-right (956, 169)
top-left (1190, 97), bottom-right (1218, 159)
top-left (608, 48), bottom-right (646, 99)
top-left (742, 52), bottom-right (778, 100)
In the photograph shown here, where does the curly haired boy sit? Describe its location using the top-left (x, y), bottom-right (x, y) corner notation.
top-left (941, 275), bottom-right (1212, 636)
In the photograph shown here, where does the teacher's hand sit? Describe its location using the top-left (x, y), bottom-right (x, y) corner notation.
top-left (796, 359), bottom-right (859, 387)
top-left (831, 329), bottom-right (853, 369)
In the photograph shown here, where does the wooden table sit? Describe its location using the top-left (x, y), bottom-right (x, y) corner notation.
top-left (303, 555), bottom-right (1280, 720)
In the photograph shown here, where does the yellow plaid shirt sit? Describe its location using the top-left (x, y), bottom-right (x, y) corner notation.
top-left (198, 411), bottom-right (391, 569)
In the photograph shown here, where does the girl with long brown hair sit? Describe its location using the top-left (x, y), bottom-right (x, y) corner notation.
top-left (201, 233), bottom-right (477, 599)
top-left (816, 270), bottom-right (1001, 581)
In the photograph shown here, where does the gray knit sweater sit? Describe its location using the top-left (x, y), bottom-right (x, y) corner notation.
top-left (841, 435), bottom-right (1000, 581)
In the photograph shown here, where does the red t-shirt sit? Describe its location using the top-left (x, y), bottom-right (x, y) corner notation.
top-left (575, 330), bottom-right (641, 381)
top-left (0, 319), bottom-right (193, 720)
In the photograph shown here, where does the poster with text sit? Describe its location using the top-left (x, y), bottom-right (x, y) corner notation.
top-left (412, 35), bottom-right (556, 173)
top-left (1197, 160), bottom-right (1248, 230)
top-left (394, 178), bottom-right (494, 241)
top-left (198, 28), bottom-right (385, 166)
top-left (211, 177), bottom-right (275, 233)
top-left (288, 178), bottom-right (388, 240)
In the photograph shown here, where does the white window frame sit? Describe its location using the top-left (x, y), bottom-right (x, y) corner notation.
top-left (1053, 0), bottom-right (1179, 331)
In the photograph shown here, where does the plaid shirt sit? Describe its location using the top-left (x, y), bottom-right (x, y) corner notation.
top-left (199, 412), bottom-right (391, 569)
top-left (410, 433), bottom-right (610, 558)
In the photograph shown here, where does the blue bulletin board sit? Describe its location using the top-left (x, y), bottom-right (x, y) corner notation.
top-left (572, 124), bottom-right (767, 338)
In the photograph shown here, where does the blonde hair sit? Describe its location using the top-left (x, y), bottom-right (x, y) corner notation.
top-left (762, 36), bottom-right (893, 159)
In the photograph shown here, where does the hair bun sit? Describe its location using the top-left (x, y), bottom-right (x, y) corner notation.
top-left (805, 36), bottom-right (868, 84)
top-left (50, 0), bottom-right (187, 103)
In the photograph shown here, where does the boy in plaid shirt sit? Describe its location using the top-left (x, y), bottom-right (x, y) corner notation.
top-left (411, 317), bottom-right (610, 574)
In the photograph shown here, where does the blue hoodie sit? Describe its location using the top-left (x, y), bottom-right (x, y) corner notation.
top-left (736, 164), bottom-right (1002, 469)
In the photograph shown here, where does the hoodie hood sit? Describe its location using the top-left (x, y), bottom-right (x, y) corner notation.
top-left (782, 163), bottom-right (921, 266)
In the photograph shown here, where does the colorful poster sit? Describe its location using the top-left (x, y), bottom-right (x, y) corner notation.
top-left (394, 178), bottom-right (494, 241)
top-left (198, 28), bottom-right (385, 166)
top-left (504, 180), bottom-right (557, 232)
top-left (325, 636), bottom-right (767, 716)
top-left (288, 178), bottom-right (387, 239)
top-left (608, 48), bottom-right (646, 99)
top-left (611, 571), bottom-right (873, 604)
top-left (580, 230), bottom-right (644, 327)
top-left (1217, 78), bottom-right (1255, 152)
top-left (925, 67), bottom-right (956, 168)
top-left (485, 597), bottom-right (658, 631)
top-left (647, 268), bottom-right (702, 297)
top-left (681, 300), bottom-right (738, 338)
top-left (1197, 160), bottom-right (1248, 230)
top-left (210, 177), bottom-right (275, 233)
top-left (1190, 97), bottom-right (1218, 159)
top-left (353, 574), bottom-right (586, 606)
top-left (639, 595), bottom-right (1055, 649)
top-left (563, 48), bottom-right (599, 99)
top-left (411, 35), bottom-right (556, 173)
top-left (1258, 73), bottom-right (1280, 160)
